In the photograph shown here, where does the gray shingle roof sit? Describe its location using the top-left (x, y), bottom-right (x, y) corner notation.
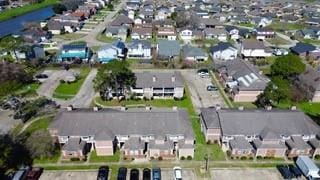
top-left (201, 108), bottom-right (320, 138)
top-left (229, 136), bottom-right (253, 150)
top-left (62, 137), bottom-right (86, 151)
top-left (51, 108), bottom-right (194, 140)
top-left (123, 137), bottom-right (144, 150)
top-left (297, 65), bottom-right (320, 91)
top-left (157, 40), bottom-right (180, 57)
top-left (134, 71), bottom-right (184, 88)
top-left (286, 136), bottom-right (311, 150)
top-left (200, 108), bottom-right (220, 128)
top-left (181, 45), bottom-right (207, 58)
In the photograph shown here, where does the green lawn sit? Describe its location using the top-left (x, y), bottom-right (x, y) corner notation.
top-left (266, 36), bottom-right (290, 45)
top-left (96, 33), bottom-right (117, 43)
top-left (14, 82), bottom-right (40, 97)
top-left (267, 22), bottom-right (304, 31)
top-left (33, 151), bottom-right (60, 164)
top-left (233, 102), bottom-right (257, 109)
top-left (275, 101), bottom-right (320, 117)
top-left (194, 144), bottom-right (225, 161)
top-left (54, 33), bottom-right (86, 41)
top-left (298, 38), bottom-right (320, 46)
top-left (0, 0), bottom-right (58, 22)
top-left (90, 150), bottom-right (120, 163)
top-left (238, 23), bottom-right (255, 28)
top-left (53, 67), bottom-right (91, 100)
top-left (23, 117), bottom-right (51, 135)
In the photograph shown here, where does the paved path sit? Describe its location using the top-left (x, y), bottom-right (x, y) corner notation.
top-left (37, 70), bottom-right (71, 97)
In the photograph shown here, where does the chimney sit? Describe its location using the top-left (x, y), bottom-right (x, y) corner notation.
top-left (152, 75), bottom-right (156, 82)
top-left (215, 104), bottom-right (221, 110)
top-left (171, 75), bottom-right (175, 82)
top-left (120, 106), bottom-right (127, 111)
top-left (93, 106), bottom-right (99, 112)
top-left (266, 106), bottom-right (272, 111)
top-left (291, 106), bottom-right (297, 111)
top-left (238, 106), bottom-right (244, 111)
top-left (172, 106), bottom-right (178, 111)
top-left (67, 105), bottom-right (73, 111)
top-left (146, 106), bottom-right (152, 111)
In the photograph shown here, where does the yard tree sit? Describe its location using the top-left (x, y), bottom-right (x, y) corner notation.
top-left (0, 134), bottom-right (32, 178)
top-left (53, 4), bottom-right (67, 14)
top-left (94, 60), bottom-right (136, 100)
top-left (271, 54), bottom-right (306, 78)
top-left (25, 130), bottom-right (55, 159)
top-left (0, 36), bottom-right (24, 61)
top-left (256, 76), bottom-right (291, 107)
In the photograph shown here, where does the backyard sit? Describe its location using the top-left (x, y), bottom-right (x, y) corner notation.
top-left (0, 0), bottom-right (58, 22)
top-left (53, 67), bottom-right (91, 100)
top-left (96, 33), bottom-right (117, 43)
top-left (267, 22), bottom-right (304, 31)
top-left (266, 36), bottom-right (290, 45)
top-left (89, 150), bottom-right (120, 163)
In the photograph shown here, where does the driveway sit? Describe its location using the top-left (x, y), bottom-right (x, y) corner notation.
top-left (210, 168), bottom-right (283, 180)
top-left (40, 171), bottom-right (99, 180)
top-left (181, 70), bottom-right (226, 113)
top-left (0, 110), bottom-right (19, 134)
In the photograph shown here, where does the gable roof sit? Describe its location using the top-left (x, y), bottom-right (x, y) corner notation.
top-left (134, 71), bottom-right (184, 88)
top-left (110, 15), bottom-right (134, 26)
top-left (210, 42), bottom-right (236, 53)
top-left (290, 42), bottom-right (316, 54)
top-left (51, 108), bottom-right (194, 140)
top-left (181, 45), bottom-right (207, 58)
top-left (157, 40), bottom-right (181, 57)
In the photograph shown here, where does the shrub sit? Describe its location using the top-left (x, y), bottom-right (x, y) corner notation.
top-left (187, 156), bottom-right (192, 160)
top-left (213, 140), bottom-right (219, 144)
top-left (60, 80), bottom-right (65, 84)
top-left (226, 150), bottom-right (231, 157)
top-left (70, 157), bottom-right (80, 161)
top-left (256, 156), bottom-right (262, 160)
top-left (249, 157), bottom-right (254, 160)
top-left (240, 156), bottom-right (247, 160)
top-left (180, 156), bottom-right (185, 160)
top-left (206, 140), bottom-right (211, 144)
top-left (158, 156), bottom-right (163, 161)
top-left (150, 156), bottom-right (155, 160)
top-left (315, 155), bottom-right (320, 160)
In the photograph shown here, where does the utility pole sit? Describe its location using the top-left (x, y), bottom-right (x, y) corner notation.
top-left (205, 153), bottom-right (209, 172)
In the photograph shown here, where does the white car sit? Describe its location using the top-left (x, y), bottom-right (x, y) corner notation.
top-left (173, 166), bottom-right (182, 180)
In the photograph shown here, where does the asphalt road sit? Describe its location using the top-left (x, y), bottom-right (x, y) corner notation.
top-left (37, 70), bottom-right (71, 97)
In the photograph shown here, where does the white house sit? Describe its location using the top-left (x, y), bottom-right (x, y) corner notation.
top-left (241, 40), bottom-right (272, 58)
top-left (210, 42), bottom-right (238, 60)
top-left (179, 28), bottom-right (193, 41)
top-left (97, 40), bottom-right (126, 63)
top-left (127, 40), bottom-right (152, 59)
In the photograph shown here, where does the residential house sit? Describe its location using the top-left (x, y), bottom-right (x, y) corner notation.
top-left (290, 43), bottom-right (320, 59)
top-left (216, 59), bottom-right (269, 102)
top-left (49, 107), bottom-right (194, 160)
top-left (47, 20), bottom-right (64, 35)
top-left (127, 40), bottom-right (152, 59)
top-left (157, 40), bottom-right (180, 60)
top-left (199, 18), bottom-right (223, 29)
top-left (305, 18), bottom-right (320, 26)
top-left (105, 26), bottom-right (128, 41)
top-left (286, 136), bottom-right (313, 158)
top-left (254, 27), bottom-right (276, 40)
top-left (156, 27), bottom-right (177, 40)
top-left (241, 40), bottom-right (272, 58)
top-left (296, 65), bottom-right (320, 102)
top-left (210, 42), bottom-right (238, 61)
top-left (309, 135), bottom-right (320, 159)
top-left (97, 40), bottom-right (126, 63)
top-left (155, 6), bottom-right (171, 20)
top-left (131, 27), bottom-right (152, 40)
top-left (200, 107), bottom-right (320, 158)
top-left (179, 28), bottom-right (193, 41)
top-left (19, 27), bottom-right (49, 43)
top-left (110, 14), bottom-right (134, 27)
top-left (57, 44), bottom-right (90, 62)
top-left (296, 29), bottom-right (320, 40)
top-left (251, 17), bottom-right (272, 27)
top-left (131, 71), bottom-right (184, 99)
top-left (204, 28), bottom-right (227, 42)
top-left (61, 137), bottom-right (87, 160)
top-left (181, 45), bottom-right (208, 62)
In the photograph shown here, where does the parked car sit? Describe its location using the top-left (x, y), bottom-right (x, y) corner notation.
top-left (197, 69), bottom-right (209, 77)
top-left (173, 167), bottom-right (182, 180)
top-left (207, 84), bottom-right (218, 91)
top-left (288, 164), bottom-right (302, 178)
top-left (12, 166), bottom-right (30, 180)
top-left (152, 168), bottom-right (161, 180)
top-left (143, 168), bottom-right (151, 180)
top-left (25, 167), bottom-right (43, 180)
top-left (117, 167), bottom-right (127, 180)
top-left (97, 166), bottom-right (109, 180)
top-left (35, 74), bottom-right (48, 79)
top-left (130, 169), bottom-right (139, 180)
top-left (277, 165), bottom-right (294, 179)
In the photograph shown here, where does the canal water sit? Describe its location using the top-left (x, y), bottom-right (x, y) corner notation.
top-left (0, 6), bottom-right (55, 37)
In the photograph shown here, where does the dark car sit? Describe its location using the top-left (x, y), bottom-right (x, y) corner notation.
top-left (143, 168), bottom-right (151, 180)
top-left (152, 168), bottom-right (161, 180)
top-left (277, 165), bottom-right (293, 179)
top-left (25, 167), bottom-right (43, 180)
top-left (288, 164), bottom-right (302, 178)
top-left (117, 167), bottom-right (127, 180)
top-left (97, 166), bottom-right (109, 180)
top-left (35, 74), bottom-right (48, 79)
top-left (130, 169), bottom-right (139, 180)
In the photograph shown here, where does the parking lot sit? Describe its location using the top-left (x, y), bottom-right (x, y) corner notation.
top-left (39, 171), bottom-right (99, 180)
top-left (161, 168), bottom-right (196, 180)
top-left (211, 168), bottom-right (283, 180)
top-left (181, 70), bottom-right (226, 112)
